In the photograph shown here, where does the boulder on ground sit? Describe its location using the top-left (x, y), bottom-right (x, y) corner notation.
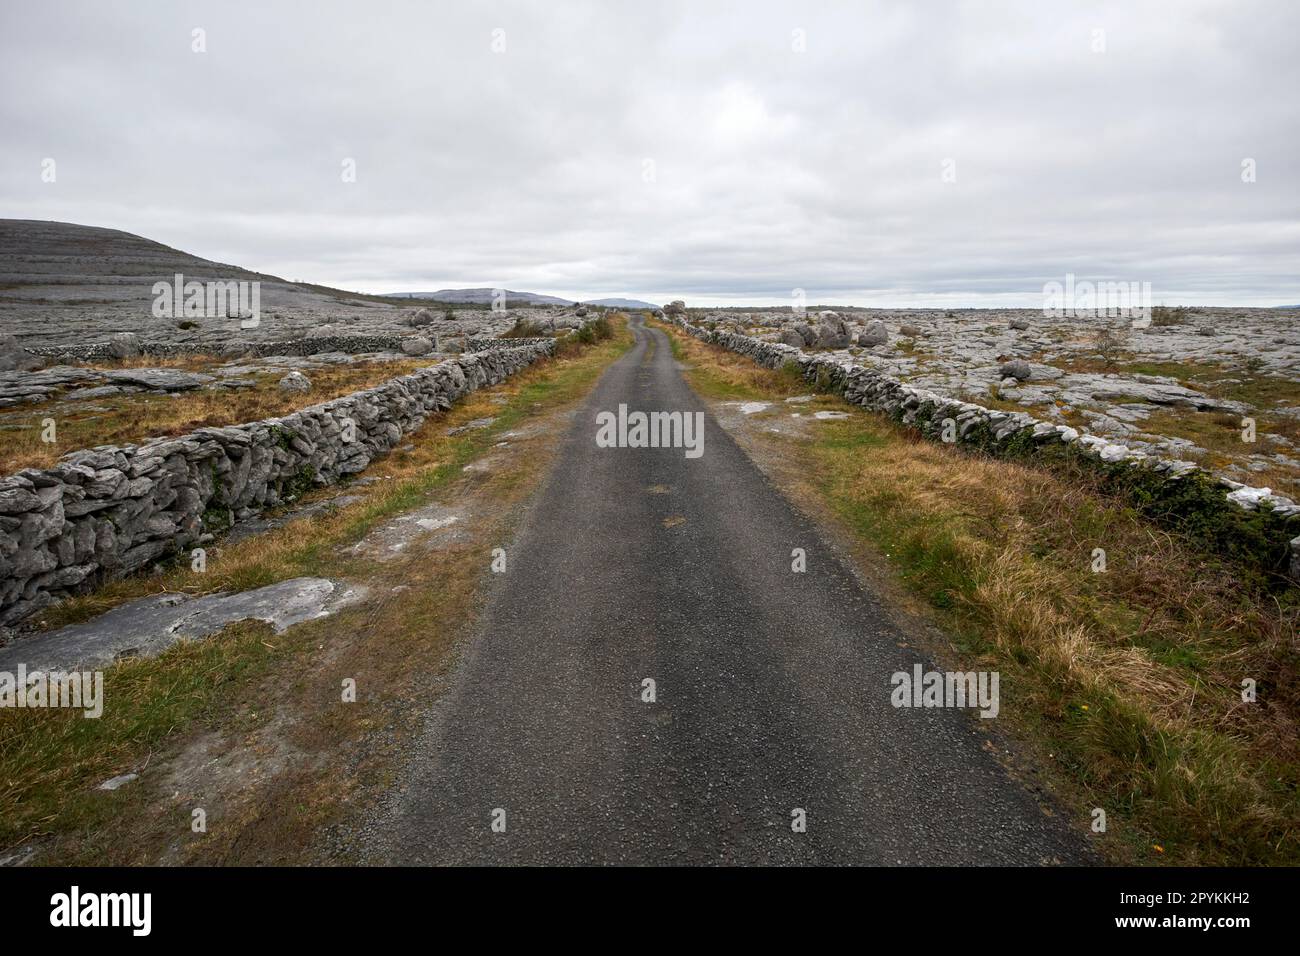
top-left (278, 371), bottom-right (312, 393)
top-left (106, 332), bottom-right (141, 359)
top-left (1009, 318), bottom-right (1031, 331)
top-left (408, 309), bottom-right (436, 327)
top-left (813, 312), bottom-right (852, 349)
top-left (900, 324), bottom-right (924, 338)
top-left (999, 359), bottom-right (1033, 381)
top-left (857, 320), bottom-right (889, 347)
top-left (663, 300), bottom-right (686, 316)
top-left (778, 328), bottom-right (805, 348)
top-left (0, 334), bottom-right (42, 372)
top-left (401, 336), bottom-right (434, 356)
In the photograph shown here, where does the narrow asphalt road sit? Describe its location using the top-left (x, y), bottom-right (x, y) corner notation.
top-left (376, 314), bottom-right (1090, 865)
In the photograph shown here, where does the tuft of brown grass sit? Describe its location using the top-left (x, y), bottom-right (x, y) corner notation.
top-left (70, 353), bottom-right (221, 372)
top-left (655, 320), bottom-right (806, 399)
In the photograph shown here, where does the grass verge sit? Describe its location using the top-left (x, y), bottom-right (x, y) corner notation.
top-left (0, 319), bottom-right (633, 862)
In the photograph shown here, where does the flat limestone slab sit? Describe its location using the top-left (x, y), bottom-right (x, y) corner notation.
top-left (0, 577), bottom-right (367, 673)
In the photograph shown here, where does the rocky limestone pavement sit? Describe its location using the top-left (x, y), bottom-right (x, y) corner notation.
top-left (101, 368), bottom-right (213, 391)
top-left (0, 577), bottom-right (367, 673)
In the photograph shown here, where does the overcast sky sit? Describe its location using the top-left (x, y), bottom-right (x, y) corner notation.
top-left (1, 0), bottom-right (1297, 307)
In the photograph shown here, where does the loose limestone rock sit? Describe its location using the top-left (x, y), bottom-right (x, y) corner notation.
top-left (0, 334), bottom-right (42, 372)
top-left (279, 370), bottom-right (312, 393)
top-left (857, 319), bottom-right (890, 347)
top-left (98, 773), bottom-right (139, 791)
top-left (815, 312), bottom-right (852, 349)
top-left (106, 332), bottom-right (141, 359)
top-left (999, 359), bottom-right (1033, 381)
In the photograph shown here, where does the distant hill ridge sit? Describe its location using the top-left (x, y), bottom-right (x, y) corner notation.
top-left (0, 220), bottom-right (661, 312)
top-left (382, 288), bottom-right (659, 310)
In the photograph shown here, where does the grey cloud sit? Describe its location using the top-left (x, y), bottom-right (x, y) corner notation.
top-left (1, 0), bottom-right (1296, 307)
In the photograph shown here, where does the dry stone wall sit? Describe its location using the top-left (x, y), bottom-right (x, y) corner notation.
top-left (465, 336), bottom-right (555, 352)
top-left (0, 342), bottom-right (554, 625)
top-left (671, 317), bottom-right (1300, 583)
top-left (25, 333), bottom-right (557, 363)
top-left (26, 334), bottom-right (409, 362)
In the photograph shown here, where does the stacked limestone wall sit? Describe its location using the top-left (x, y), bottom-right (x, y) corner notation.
top-left (465, 336), bottom-right (554, 352)
top-left (671, 317), bottom-right (1300, 582)
top-left (26, 334), bottom-right (409, 362)
top-left (0, 342), bottom-right (554, 625)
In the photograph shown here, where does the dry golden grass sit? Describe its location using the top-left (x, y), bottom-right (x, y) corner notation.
top-left (70, 353), bottom-right (223, 372)
top-left (664, 320), bottom-right (1300, 866)
top-left (1138, 409), bottom-right (1300, 498)
top-left (0, 357), bottom-right (438, 473)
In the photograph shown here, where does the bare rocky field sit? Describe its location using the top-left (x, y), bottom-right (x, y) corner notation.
top-left (687, 306), bottom-right (1300, 499)
top-left (2, 218), bottom-right (1295, 499)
